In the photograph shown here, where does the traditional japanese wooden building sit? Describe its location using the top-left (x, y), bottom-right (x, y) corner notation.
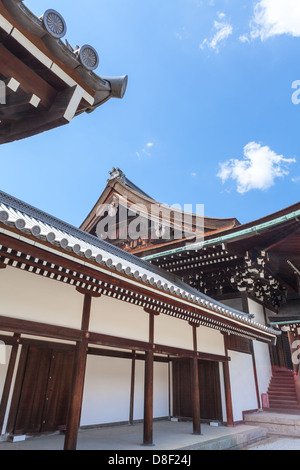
top-left (81, 168), bottom-right (300, 414)
top-left (0, 0), bottom-right (127, 144)
top-left (0, 0), bottom-right (299, 452)
top-left (0, 187), bottom-right (280, 449)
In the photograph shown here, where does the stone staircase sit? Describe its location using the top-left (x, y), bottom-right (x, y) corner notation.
top-left (267, 367), bottom-right (300, 412)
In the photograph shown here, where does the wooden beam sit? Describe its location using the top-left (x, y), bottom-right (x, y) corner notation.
top-left (0, 85), bottom-right (81, 144)
top-left (0, 44), bottom-right (56, 108)
top-left (64, 293), bottom-right (91, 450)
top-left (0, 260), bottom-right (6, 269)
top-left (0, 314), bottom-right (81, 342)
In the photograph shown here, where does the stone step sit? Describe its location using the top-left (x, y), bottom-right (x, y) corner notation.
top-left (244, 411), bottom-right (300, 436)
top-left (180, 426), bottom-right (268, 450)
top-left (268, 389), bottom-right (296, 395)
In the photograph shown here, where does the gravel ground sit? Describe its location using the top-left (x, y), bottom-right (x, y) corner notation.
top-left (247, 437), bottom-right (300, 450)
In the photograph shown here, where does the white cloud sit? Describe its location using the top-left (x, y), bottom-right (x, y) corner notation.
top-left (292, 176), bottom-right (300, 183)
top-left (217, 142), bottom-right (296, 194)
top-left (239, 34), bottom-right (250, 43)
top-left (250, 0), bottom-right (300, 40)
top-left (136, 142), bottom-right (154, 160)
top-left (200, 14), bottom-right (233, 52)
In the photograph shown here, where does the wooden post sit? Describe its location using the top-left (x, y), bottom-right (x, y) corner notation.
top-left (143, 349), bottom-right (154, 445)
top-left (129, 350), bottom-right (136, 425)
top-left (64, 293), bottom-right (91, 450)
top-left (143, 311), bottom-right (154, 446)
top-left (0, 334), bottom-right (20, 434)
top-left (223, 360), bottom-right (234, 426)
top-left (191, 324), bottom-right (201, 435)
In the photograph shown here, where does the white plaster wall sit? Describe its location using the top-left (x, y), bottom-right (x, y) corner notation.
top-left (229, 350), bottom-right (258, 422)
top-left (248, 299), bottom-right (265, 325)
top-left (133, 359), bottom-right (144, 421)
top-left (253, 339), bottom-right (272, 398)
top-left (81, 355), bottom-right (170, 426)
top-left (89, 295), bottom-right (149, 342)
top-left (0, 265), bottom-right (83, 329)
top-left (153, 362), bottom-right (169, 418)
top-left (81, 355), bottom-right (132, 426)
top-left (133, 360), bottom-right (170, 420)
top-left (220, 297), bottom-right (243, 312)
top-left (154, 314), bottom-right (193, 350)
top-left (197, 326), bottom-right (225, 355)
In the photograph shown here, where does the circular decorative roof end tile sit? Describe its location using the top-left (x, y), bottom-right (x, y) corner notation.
top-left (42, 9), bottom-right (67, 39)
top-left (15, 219), bottom-right (26, 230)
top-left (77, 45), bottom-right (99, 71)
top-left (31, 225), bottom-right (41, 237)
top-left (0, 210), bottom-right (9, 222)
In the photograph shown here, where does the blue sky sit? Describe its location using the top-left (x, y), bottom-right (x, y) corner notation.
top-left (2, 0), bottom-right (300, 227)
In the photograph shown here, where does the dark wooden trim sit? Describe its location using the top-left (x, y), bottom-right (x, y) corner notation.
top-left (223, 360), bottom-right (234, 426)
top-left (64, 294), bottom-right (91, 450)
top-left (0, 315), bottom-right (82, 343)
top-left (81, 294), bottom-right (92, 331)
top-left (0, 44), bottom-right (57, 108)
top-left (168, 356), bottom-right (171, 418)
top-left (87, 347), bottom-right (168, 363)
top-left (191, 325), bottom-right (201, 435)
top-left (250, 341), bottom-right (261, 409)
top-left (241, 292), bottom-right (249, 314)
top-left (149, 312), bottom-right (155, 344)
top-left (0, 334), bottom-right (20, 434)
top-left (143, 350), bottom-right (154, 446)
top-left (223, 335), bottom-right (234, 427)
top-left (143, 309), bottom-right (155, 445)
top-left (63, 338), bottom-right (88, 450)
top-left (76, 286), bottom-right (101, 298)
top-left (129, 351), bottom-right (136, 425)
top-left (0, 313), bottom-right (230, 362)
top-left (0, 260), bottom-right (6, 269)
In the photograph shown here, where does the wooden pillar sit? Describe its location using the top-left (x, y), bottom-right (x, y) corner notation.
top-left (223, 359), bottom-right (234, 426)
top-left (143, 349), bottom-right (154, 445)
top-left (250, 341), bottom-right (261, 409)
top-left (143, 310), bottom-right (154, 446)
top-left (223, 333), bottom-right (234, 426)
top-left (0, 334), bottom-right (20, 434)
top-left (191, 323), bottom-right (201, 435)
top-left (64, 293), bottom-right (91, 450)
top-left (129, 350), bottom-right (136, 425)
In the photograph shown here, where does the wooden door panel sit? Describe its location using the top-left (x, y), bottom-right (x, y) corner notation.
top-left (198, 361), bottom-right (222, 421)
top-left (172, 359), bottom-right (222, 422)
top-left (41, 350), bottom-right (74, 432)
top-left (14, 347), bottom-right (51, 434)
top-left (13, 346), bottom-right (74, 435)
